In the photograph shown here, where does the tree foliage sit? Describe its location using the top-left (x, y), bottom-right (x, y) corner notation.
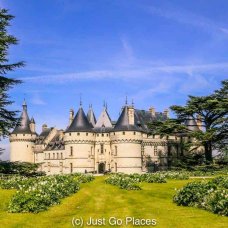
top-left (0, 161), bottom-right (45, 176)
top-left (148, 80), bottom-right (228, 163)
top-left (0, 8), bottom-right (24, 152)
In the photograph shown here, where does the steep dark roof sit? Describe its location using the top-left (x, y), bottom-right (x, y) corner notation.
top-left (35, 127), bottom-right (53, 144)
top-left (66, 107), bottom-right (93, 132)
top-left (94, 107), bottom-right (113, 133)
top-left (45, 131), bottom-right (65, 151)
top-left (114, 106), bottom-right (144, 132)
top-left (30, 117), bottom-right (35, 124)
top-left (87, 106), bottom-right (96, 127)
top-left (11, 102), bottom-right (33, 134)
top-left (185, 118), bottom-right (199, 131)
top-left (114, 106), bottom-right (169, 132)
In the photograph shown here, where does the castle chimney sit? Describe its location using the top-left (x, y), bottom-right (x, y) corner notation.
top-left (149, 106), bottom-right (155, 117)
top-left (42, 124), bottom-right (48, 132)
top-left (163, 109), bottom-right (169, 118)
top-left (128, 106), bottom-right (135, 125)
top-left (30, 117), bottom-right (36, 133)
top-left (196, 114), bottom-right (203, 130)
top-left (69, 109), bottom-right (74, 125)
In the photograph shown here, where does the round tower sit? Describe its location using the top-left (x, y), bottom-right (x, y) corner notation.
top-left (111, 105), bottom-right (144, 174)
top-left (10, 100), bottom-right (37, 163)
top-left (64, 105), bottom-right (95, 173)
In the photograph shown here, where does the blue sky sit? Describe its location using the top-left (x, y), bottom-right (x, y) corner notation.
top-left (1, 0), bottom-right (228, 159)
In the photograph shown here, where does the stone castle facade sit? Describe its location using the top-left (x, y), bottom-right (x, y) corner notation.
top-left (9, 101), bottom-right (200, 174)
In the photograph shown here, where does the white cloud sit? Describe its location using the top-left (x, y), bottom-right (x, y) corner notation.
top-left (19, 61), bottom-right (228, 84)
top-left (31, 94), bottom-right (46, 105)
top-left (146, 6), bottom-right (228, 36)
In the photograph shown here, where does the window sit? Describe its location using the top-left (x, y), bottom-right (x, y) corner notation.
top-left (69, 133), bottom-right (71, 136)
top-left (57, 153), bottom-right (59, 159)
top-left (154, 146), bottom-right (158, 156)
top-left (53, 153), bottom-right (55, 159)
top-left (101, 144), bottom-right (104, 154)
top-left (86, 133), bottom-right (88, 136)
top-left (123, 131), bottom-right (125, 135)
top-left (70, 163), bottom-right (73, 173)
top-left (48, 153), bottom-right (50, 159)
top-left (134, 132), bottom-right (136, 135)
top-left (77, 132), bottom-right (80, 136)
top-left (27, 145), bottom-right (28, 148)
top-left (48, 162), bottom-right (50, 172)
top-left (113, 132), bottom-right (115, 135)
top-left (115, 146), bottom-right (118, 156)
top-left (102, 133), bottom-right (104, 137)
top-left (70, 146), bottom-right (73, 156)
top-left (61, 153), bottom-right (63, 159)
top-left (97, 134), bottom-right (99, 137)
top-left (91, 147), bottom-right (93, 155)
top-left (107, 134), bottom-right (109, 137)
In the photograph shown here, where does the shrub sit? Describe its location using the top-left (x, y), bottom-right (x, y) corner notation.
top-left (105, 174), bottom-right (141, 190)
top-left (173, 181), bottom-right (216, 206)
top-left (203, 189), bottom-right (228, 216)
top-left (0, 173), bottom-right (94, 213)
top-left (173, 176), bottom-right (228, 216)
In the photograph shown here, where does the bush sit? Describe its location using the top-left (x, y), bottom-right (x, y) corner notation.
top-left (105, 174), bottom-right (141, 190)
top-left (173, 181), bottom-right (216, 206)
top-left (173, 176), bottom-right (228, 216)
top-left (203, 189), bottom-right (228, 216)
top-left (0, 173), bottom-right (94, 213)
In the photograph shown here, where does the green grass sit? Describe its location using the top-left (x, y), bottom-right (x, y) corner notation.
top-left (0, 176), bottom-right (227, 228)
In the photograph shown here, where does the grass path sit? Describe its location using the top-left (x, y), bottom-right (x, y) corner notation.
top-left (0, 176), bottom-right (227, 228)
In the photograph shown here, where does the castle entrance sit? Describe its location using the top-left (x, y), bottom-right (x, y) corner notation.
top-left (98, 163), bottom-right (105, 174)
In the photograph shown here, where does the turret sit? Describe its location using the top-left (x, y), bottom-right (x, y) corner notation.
top-left (30, 117), bottom-right (36, 133)
top-left (87, 105), bottom-right (96, 127)
top-left (64, 104), bottom-right (95, 173)
top-left (10, 100), bottom-right (37, 163)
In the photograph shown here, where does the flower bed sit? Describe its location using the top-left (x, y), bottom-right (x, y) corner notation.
top-left (173, 176), bottom-right (228, 216)
top-left (105, 173), bottom-right (168, 190)
top-left (105, 174), bottom-right (141, 190)
top-left (0, 173), bottom-right (94, 213)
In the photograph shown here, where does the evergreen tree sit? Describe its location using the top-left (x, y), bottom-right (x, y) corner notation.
top-left (0, 8), bottom-right (24, 152)
top-left (148, 80), bottom-right (228, 163)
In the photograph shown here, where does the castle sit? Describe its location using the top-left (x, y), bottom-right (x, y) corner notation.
top-left (9, 100), bottom-right (200, 174)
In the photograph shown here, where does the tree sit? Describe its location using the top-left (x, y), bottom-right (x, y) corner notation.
top-left (0, 8), bottom-right (24, 152)
top-left (148, 80), bottom-right (228, 163)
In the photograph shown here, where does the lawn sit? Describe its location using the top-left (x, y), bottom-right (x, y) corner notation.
top-left (0, 176), bottom-right (227, 228)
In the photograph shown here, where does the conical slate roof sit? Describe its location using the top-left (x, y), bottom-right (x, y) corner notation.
top-left (114, 106), bottom-right (143, 132)
top-left (87, 105), bottom-right (96, 127)
top-left (66, 107), bottom-right (93, 132)
top-left (185, 118), bottom-right (199, 131)
top-left (30, 117), bottom-right (35, 124)
top-left (11, 101), bottom-right (33, 134)
top-left (94, 106), bottom-right (113, 132)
